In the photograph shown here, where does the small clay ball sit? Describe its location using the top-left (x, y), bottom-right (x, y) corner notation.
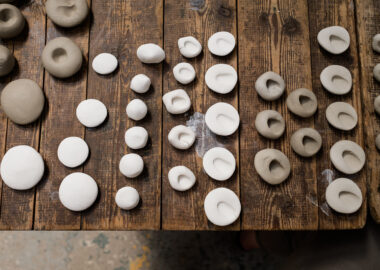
top-left (374, 63), bottom-right (380, 82)
top-left (46, 0), bottom-right (89, 28)
top-left (290, 128), bottom-right (322, 157)
top-left (374, 95), bottom-right (380, 115)
top-left (286, 88), bottom-right (317, 118)
top-left (376, 134), bottom-right (380, 151)
top-left (0, 44), bottom-right (14, 76)
top-left (1, 79), bottom-right (45, 125)
top-left (42, 37), bottom-right (82, 78)
top-left (0, 4), bottom-right (25, 39)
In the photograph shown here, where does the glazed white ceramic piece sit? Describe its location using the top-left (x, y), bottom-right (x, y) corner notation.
top-left (330, 140), bottom-right (365, 174)
top-left (326, 178), bottom-right (362, 214)
top-left (207, 31), bottom-right (235, 56)
top-left (59, 172), bottom-right (98, 211)
top-left (168, 166), bottom-right (196, 191)
top-left (126, 99), bottom-right (148, 121)
top-left (204, 187), bottom-right (241, 226)
top-left (374, 95), bottom-right (380, 115)
top-left (372, 34), bottom-right (380, 53)
top-left (203, 147), bottom-right (236, 181)
top-left (178, 36), bottom-right (202, 58)
top-left (57, 136), bottom-right (89, 168)
top-left (0, 145), bottom-right (44, 190)
top-left (255, 71), bottom-right (285, 101)
top-left (76, 99), bottom-right (107, 128)
top-left (205, 102), bottom-right (239, 136)
top-left (92, 53), bottom-right (118, 75)
top-left (374, 63), bottom-right (380, 82)
top-left (320, 65), bottom-right (352, 95)
top-left (286, 88), bottom-right (318, 118)
top-left (326, 102), bottom-right (357, 131)
top-left (168, 125), bottom-right (196, 150)
top-left (173, 62), bottom-right (196, 84)
top-left (255, 110), bottom-right (285, 139)
top-left (136, 43), bottom-right (165, 63)
top-left (119, 153), bottom-right (144, 178)
top-left (115, 186), bottom-right (140, 210)
top-left (317, 26), bottom-right (350, 54)
top-left (162, 89), bottom-right (191, 114)
top-left (205, 64), bottom-right (237, 94)
top-left (290, 128), bottom-right (322, 157)
top-left (124, 126), bottom-right (148, 149)
top-left (130, 74), bottom-right (151, 94)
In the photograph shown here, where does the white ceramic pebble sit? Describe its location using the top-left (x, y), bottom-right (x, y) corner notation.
top-left (168, 125), bottom-right (195, 150)
top-left (59, 172), bottom-right (98, 211)
top-left (168, 166), bottom-right (196, 191)
top-left (178, 36), bottom-right (202, 58)
top-left (124, 126), bottom-right (148, 149)
top-left (92, 53), bottom-right (118, 75)
top-left (57, 137), bottom-right (89, 168)
top-left (162, 89), bottom-right (191, 114)
top-left (205, 64), bottom-right (237, 94)
top-left (173, 62), bottom-right (196, 84)
top-left (119, 153), bottom-right (144, 178)
top-left (372, 34), bottom-right (380, 53)
top-left (204, 187), bottom-right (241, 226)
top-left (76, 99), bottom-right (107, 128)
top-left (326, 102), bottom-right (357, 131)
top-left (326, 178), bottom-right (362, 214)
top-left (126, 99), bottom-right (148, 121)
top-left (317, 26), bottom-right (350, 54)
top-left (205, 102), bottom-right (240, 136)
top-left (136, 43), bottom-right (165, 64)
top-left (330, 140), bottom-right (365, 174)
top-left (320, 65), bottom-right (352, 95)
top-left (203, 147), bottom-right (236, 181)
top-left (255, 71), bottom-right (285, 101)
top-left (374, 63), bottom-right (380, 82)
top-left (208, 31), bottom-right (235, 56)
top-left (115, 186), bottom-right (140, 210)
top-left (0, 145), bottom-right (44, 190)
top-left (130, 74), bottom-right (151, 94)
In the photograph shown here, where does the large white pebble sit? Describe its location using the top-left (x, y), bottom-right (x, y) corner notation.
top-left (124, 126), bottom-right (148, 149)
top-left (0, 145), bottom-right (44, 190)
top-left (92, 53), bottom-right (118, 75)
top-left (168, 125), bottom-right (195, 150)
top-left (203, 147), bottom-right (236, 181)
top-left (173, 62), bottom-right (196, 84)
top-left (162, 89), bottom-right (191, 114)
top-left (119, 153), bottom-right (144, 178)
top-left (115, 186), bottom-right (140, 210)
top-left (59, 172), bottom-right (98, 211)
top-left (76, 99), bottom-right (107, 128)
top-left (317, 26), bottom-right (350, 54)
top-left (205, 64), bottom-right (237, 94)
top-left (208, 31), bottom-right (235, 56)
top-left (126, 99), bottom-right (148, 121)
top-left (168, 166), bottom-right (196, 191)
top-left (57, 136), bottom-right (89, 168)
top-left (137, 43), bottom-right (165, 64)
top-left (178, 36), bottom-right (202, 58)
top-left (130, 74), bottom-right (151, 94)
top-left (205, 102), bottom-right (240, 136)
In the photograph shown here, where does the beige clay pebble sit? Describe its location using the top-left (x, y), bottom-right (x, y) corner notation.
top-left (0, 4), bottom-right (25, 39)
top-left (254, 149), bottom-right (290, 185)
top-left (255, 71), bottom-right (285, 101)
top-left (46, 0), bottom-right (89, 28)
top-left (372, 34), bottom-right (380, 53)
top-left (0, 44), bottom-right (14, 76)
top-left (325, 102), bottom-right (357, 131)
top-left (374, 63), bottom-right (380, 82)
top-left (320, 65), bottom-right (352, 95)
top-left (317, 26), bottom-right (350, 54)
top-left (326, 178), bottom-right (362, 214)
top-left (290, 128), bottom-right (322, 157)
top-left (286, 88), bottom-right (317, 118)
top-left (255, 110), bottom-right (285, 139)
top-left (374, 95), bottom-right (380, 115)
top-left (329, 140), bottom-right (365, 174)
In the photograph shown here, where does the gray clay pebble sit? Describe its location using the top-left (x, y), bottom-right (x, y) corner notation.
top-left (329, 140), bottom-right (365, 174)
top-left (255, 110), bottom-right (285, 139)
top-left (374, 95), bottom-right (380, 115)
top-left (374, 63), bottom-right (380, 82)
top-left (317, 26), bottom-right (350, 54)
top-left (325, 102), bottom-right (357, 131)
top-left (0, 4), bottom-right (25, 39)
top-left (372, 34), bottom-right (380, 53)
top-left (320, 65), bottom-right (352, 95)
top-left (46, 0), bottom-right (89, 28)
top-left (376, 134), bottom-right (380, 151)
top-left (286, 88), bottom-right (317, 118)
top-left (290, 128), bottom-right (322, 157)
top-left (0, 44), bottom-right (14, 76)
top-left (255, 71), bottom-right (285, 101)
top-left (254, 149), bottom-right (290, 185)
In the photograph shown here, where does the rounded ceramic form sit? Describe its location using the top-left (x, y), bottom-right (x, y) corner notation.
top-left (0, 4), bottom-right (25, 39)
top-left (326, 178), bottom-right (362, 214)
top-left (255, 71), bottom-right (285, 101)
top-left (115, 186), bottom-right (140, 210)
top-left (317, 26), bottom-right (350, 54)
top-left (92, 53), bottom-right (118, 75)
top-left (329, 140), bottom-right (365, 174)
top-left (178, 36), bottom-right (202, 58)
top-left (255, 110), bottom-right (285, 139)
top-left (46, 0), bottom-right (89, 28)
top-left (290, 128), bottom-right (322, 157)
top-left (203, 147), bottom-right (236, 181)
top-left (286, 88), bottom-right (318, 118)
top-left (207, 31), bottom-right (235, 56)
top-left (320, 65), bottom-right (352, 95)
top-left (0, 44), bottom-right (15, 76)
top-left (76, 99), bottom-right (107, 128)
top-left (325, 102), bottom-right (357, 131)
top-left (168, 125), bottom-right (195, 150)
top-left (57, 136), bottom-right (89, 168)
top-left (205, 64), bottom-right (237, 94)
top-left (205, 102), bottom-right (240, 136)
top-left (168, 166), bottom-right (196, 191)
top-left (162, 89), bottom-right (191, 114)
top-left (119, 153), bottom-right (144, 178)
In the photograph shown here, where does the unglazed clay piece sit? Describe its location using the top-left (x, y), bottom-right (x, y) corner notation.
top-left (0, 44), bottom-right (14, 76)
top-left (254, 149), bottom-right (291, 185)
top-left (204, 187), bottom-right (241, 226)
top-left (178, 36), bottom-right (202, 58)
top-left (168, 166), bottom-right (196, 191)
top-left (290, 128), bottom-right (322, 157)
top-left (1, 79), bottom-right (45, 125)
top-left (374, 63), bottom-right (380, 82)
top-left (255, 71), bottom-right (285, 101)
top-left (317, 26), bottom-right (350, 54)
top-left (203, 147), bottom-right (236, 181)
top-left (42, 37), bottom-right (82, 78)
top-left (374, 95), bottom-right (380, 115)
top-left (92, 53), bottom-right (118, 75)
top-left (205, 64), bottom-right (237, 94)
top-left (168, 125), bottom-right (195, 150)
top-left (136, 43), bottom-right (165, 64)
top-left (205, 102), bottom-right (239, 136)
top-left (130, 74), bottom-right (151, 94)
top-left (57, 136), bottom-right (89, 168)
top-left (326, 102), bottom-right (357, 131)
top-left (207, 31), bottom-right (235, 56)
top-left (325, 178), bottom-right (362, 214)
top-left (46, 0), bottom-right (89, 28)
top-left (0, 4), bottom-right (24, 39)
top-left (126, 99), bottom-right (147, 121)
top-left (286, 88), bottom-right (317, 118)
top-left (376, 134), bottom-right (380, 151)
top-left (76, 99), bottom-right (107, 128)
top-left (330, 140), bottom-right (365, 174)
top-left (119, 153), bottom-right (144, 178)
top-left (124, 126), bottom-right (148, 149)
top-left (0, 145), bottom-right (44, 190)
top-left (115, 186), bottom-right (140, 210)
top-left (59, 172), bottom-right (98, 211)
top-left (255, 110), bottom-right (285, 139)
top-left (173, 62), bottom-right (196, 84)
top-left (162, 89), bottom-right (191, 114)
top-left (372, 34), bottom-right (380, 53)
top-left (320, 65), bottom-right (352, 95)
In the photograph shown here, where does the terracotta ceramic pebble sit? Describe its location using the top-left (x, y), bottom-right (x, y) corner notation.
top-left (124, 126), bottom-right (148, 149)
top-left (168, 166), bottom-right (196, 191)
top-left (374, 63), bottom-right (380, 82)
top-left (203, 147), bottom-right (236, 181)
top-left (115, 186), bottom-right (140, 210)
top-left (326, 102), bottom-right (357, 131)
top-left (119, 153), bottom-right (144, 178)
top-left (76, 99), bottom-right (107, 128)
top-left (376, 134), bottom-right (380, 151)
top-left (92, 53), bottom-right (118, 75)
top-left (373, 34), bottom-right (380, 53)
top-left (137, 43), bottom-right (165, 63)
top-left (374, 95), bottom-right (380, 115)
top-left (207, 31), bottom-right (235, 56)
top-left (255, 110), bottom-right (285, 140)
top-left (290, 128), bottom-right (322, 157)
top-left (0, 44), bottom-right (15, 76)
top-left (57, 136), bottom-right (89, 168)
top-left (255, 71), bottom-right (285, 101)
top-left (46, 0), bottom-right (89, 28)
top-left (162, 89), bottom-right (191, 114)
top-left (320, 65), bottom-right (352, 95)
top-left (286, 88), bottom-right (318, 118)
top-left (173, 62), bottom-right (196, 84)
top-left (330, 140), bottom-right (365, 174)
top-left (317, 26), bottom-right (350, 54)
top-left (130, 74), bottom-right (151, 94)
top-left (126, 99), bottom-right (148, 121)
top-left (168, 125), bottom-right (195, 150)
top-left (205, 64), bottom-right (237, 94)
top-left (178, 36), bottom-right (202, 58)
top-left (0, 4), bottom-right (25, 39)
top-left (205, 102), bottom-right (240, 136)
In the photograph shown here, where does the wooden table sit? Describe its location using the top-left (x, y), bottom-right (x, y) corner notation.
top-left (0, 0), bottom-right (378, 230)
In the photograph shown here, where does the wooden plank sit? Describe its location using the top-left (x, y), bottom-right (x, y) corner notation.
top-left (354, 0), bottom-right (380, 223)
top-left (34, 2), bottom-right (90, 230)
top-left (239, 0), bottom-right (318, 230)
top-left (308, 0), bottom-right (366, 229)
top-left (162, 0), bottom-right (239, 230)
top-left (81, 0), bottom-right (162, 230)
top-left (0, 2), bottom-right (45, 230)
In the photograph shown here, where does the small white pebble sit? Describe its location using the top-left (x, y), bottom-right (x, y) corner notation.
top-left (173, 62), bottom-right (196, 84)
top-left (76, 99), bottom-right (107, 128)
top-left (137, 43), bottom-right (165, 63)
top-left (162, 89), bottom-right (191, 114)
top-left (115, 186), bottom-right (140, 210)
top-left (130, 74), bottom-right (151, 94)
top-left (124, 126), bottom-right (148, 149)
top-left (57, 136), bottom-right (89, 168)
top-left (208, 31), bottom-right (235, 56)
top-left (119, 153), bottom-right (144, 178)
top-left (178, 36), bottom-right (202, 58)
top-left (168, 166), bottom-right (196, 191)
top-left (126, 99), bottom-right (148, 121)
top-left (92, 53), bottom-right (118, 75)
top-left (168, 125), bottom-right (195, 150)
